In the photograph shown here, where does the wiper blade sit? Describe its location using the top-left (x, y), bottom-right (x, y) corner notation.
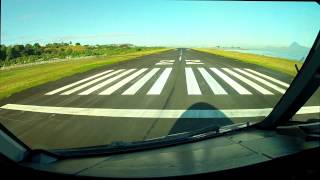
top-left (188, 124), bottom-right (220, 139)
top-left (189, 122), bottom-right (255, 140)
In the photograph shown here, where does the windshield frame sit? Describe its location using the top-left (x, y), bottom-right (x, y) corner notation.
top-left (258, 30), bottom-right (320, 129)
top-left (0, 0), bottom-right (319, 161)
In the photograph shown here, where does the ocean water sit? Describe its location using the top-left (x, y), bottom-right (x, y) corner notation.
top-left (224, 49), bottom-right (307, 61)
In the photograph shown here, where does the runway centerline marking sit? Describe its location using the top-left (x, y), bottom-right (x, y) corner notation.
top-left (1, 104), bottom-right (319, 118)
top-left (210, 68), bottom-right (252, 95)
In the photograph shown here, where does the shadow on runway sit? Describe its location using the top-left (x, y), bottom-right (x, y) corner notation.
top-left (169, 102), bottom-right (233, 135)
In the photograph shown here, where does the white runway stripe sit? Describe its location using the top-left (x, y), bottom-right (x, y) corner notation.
top-left (147, 68), bottom-right (172, 95)
top-left (99, 68), bottom-right (148, 95)
top-left (245, 68), bottom-right (290, 88)
top-left (198, 68), bottom-right (226, 95)
top-left (234, 68), bottom-right (286, 94)
top-left (155, 60), bottom-right (175, 65)
top-left (45, 70), bottom-right (113, 95)
top-left (122, 68), bottom-right (160, 95)
top-left (78, 69), bottom-right (136, 95)
top-left (61, 69), bottom-right (125, 95)
top-left (185, 68), bottom-right (202, 95)
top-left (2, 104), bottom-right (319, 118)
top-left (222, 68), bottom-right (273, 95)
top-left (210, 68), bottom-right (251, 95)
top-left (186, 60), bottom-right (203, 65)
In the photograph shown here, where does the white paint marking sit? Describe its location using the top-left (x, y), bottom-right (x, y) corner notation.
top-left (45, 70), bottom-right (113, 95)
top-left (234, 68), bottom-right (286, 94)
top-left (223, 68), bottom-right (273, 95)
top-left (186, 60), bottom-right (203, 65)
top-left (155, 60), bottom-right (175, 65)
top-left (147, 68), bottom-right (172, 95)
top-left (198, 68), bottom-right (227, 95)
top-left (99, 68), bottom-right (148, 95)
top-left (185, 68), bottom-right (202, 95)
top-left (2, 104), bottom-right (319, 118)
top-left (78, 69), bottom-right (136, 95)
top-left (296, 106), bottom-right (320, 114)
top-left (179, 56), bottom-right (182, 61)
top-left (122, 68), bottom-right (160, 95)
top-left (61, 69), bottom-right (125, 95)
top-left (210, 68), bottom-right (252, 95)
top-left (244, 69), bottom-right (290, 88)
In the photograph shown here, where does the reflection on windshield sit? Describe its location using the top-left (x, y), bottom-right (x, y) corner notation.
top-left (0, 1), bottom-right (319, 150)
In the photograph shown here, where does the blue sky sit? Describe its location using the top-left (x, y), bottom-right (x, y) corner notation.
top-left (1, 0), bottom-right (320, 48)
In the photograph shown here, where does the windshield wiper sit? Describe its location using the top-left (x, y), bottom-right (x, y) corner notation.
top-left (48, 122), bottom-right (254, 158)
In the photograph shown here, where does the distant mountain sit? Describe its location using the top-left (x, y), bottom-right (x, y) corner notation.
top-left (289, 41), bottom-right (301, 49)
top-left (260, 42), bottom-right (310, 61)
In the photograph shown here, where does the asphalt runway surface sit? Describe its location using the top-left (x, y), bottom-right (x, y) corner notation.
top-left (0, 48), bottom-right (319, 149)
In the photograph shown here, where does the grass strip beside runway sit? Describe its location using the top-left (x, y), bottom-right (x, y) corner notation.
top-left (0, 48), bottom-right (170, 100)
top-left (193, 48), bottom-right (303, 77)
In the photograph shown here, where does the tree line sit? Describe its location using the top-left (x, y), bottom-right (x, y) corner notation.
top-left (0, 42), bottom-right (150, 67)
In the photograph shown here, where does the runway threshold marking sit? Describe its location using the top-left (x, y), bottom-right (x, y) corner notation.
top-left (185, 68), bottom-right (202, 95)
top-left (244, 68), bottom-right (290, 88)
top-left (45, 70), bottom-right (114, 95)
top-left (210, 68), bottom-right (252, 95)
top-left (45, 67), bottom-right (291, 96)
top-left (99, 68), bottom-right (148, 95)
top-left (78, 69), bottom-right (136, 95)
top-left (198, 68), bottom-right (227, 95)
top-left (61, 69), bottom-right (126, 95)
top-left (147, 68), bottom-right (172, 95)
top-left (122, 68), bottom-right (160, 95)
top-left (222, 68), bottom-right (273, 95)
top-left (1, 104), bottom-right (319, 118)
top-left (234, 68), bottom-right (286, 94)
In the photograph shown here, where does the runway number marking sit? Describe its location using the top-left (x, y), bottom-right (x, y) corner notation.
top-left (186, 60), bottom-right (203, 65)
top-left (155, 60), bottom-right (175, 65)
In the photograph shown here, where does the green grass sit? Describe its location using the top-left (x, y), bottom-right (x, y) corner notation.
top-left (0, 48), bottom-right (170, 100)
top-left (193, 48), bottom-right (303, 77)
